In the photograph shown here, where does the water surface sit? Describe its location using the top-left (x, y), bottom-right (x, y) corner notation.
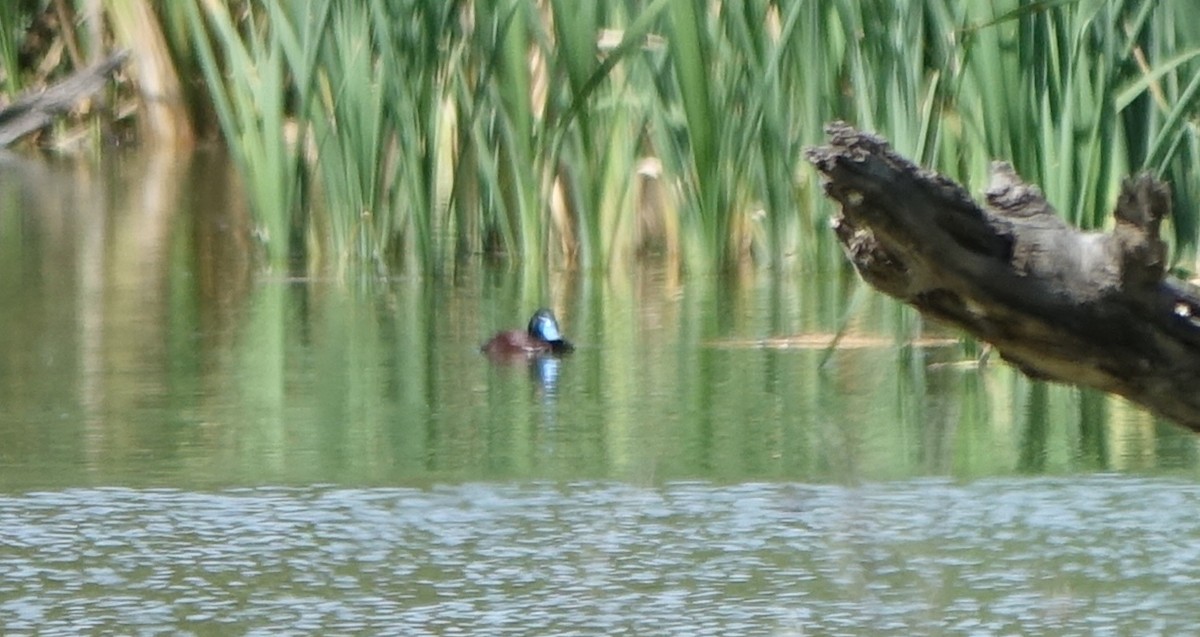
top-left (3, 478), bottom-right (1198, 635)
top-left (1, 150), bottom-right (1198, 634)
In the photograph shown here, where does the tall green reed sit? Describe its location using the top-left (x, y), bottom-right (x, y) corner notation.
top-left (0, 3), bottom-right (27, 96)
top-left (950, 0), bottom-right (1200, 255)
top-left (181, 0), bottom-right (328, 268)
top-left (166, 0), bottom-right (1200, 274)
top-left (544, 0), bottom-right (673, 270)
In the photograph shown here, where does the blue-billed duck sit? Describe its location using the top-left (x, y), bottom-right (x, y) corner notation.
top-left (481, 308), bottom-right (574, 358)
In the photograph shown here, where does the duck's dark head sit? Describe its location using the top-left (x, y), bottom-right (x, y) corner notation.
top-left (527, 308), bottom-right (574, 353)
top-left (527, 309), bottom-right (562, 341)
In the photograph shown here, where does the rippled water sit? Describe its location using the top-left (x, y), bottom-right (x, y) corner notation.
top-left (5, 149), bottom-right (1200, 635)
top-left (2, 476), bottom-right (1198, 635)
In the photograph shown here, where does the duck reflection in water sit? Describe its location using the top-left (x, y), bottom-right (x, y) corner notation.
top-left (481, 308), bottom-right (574, 395)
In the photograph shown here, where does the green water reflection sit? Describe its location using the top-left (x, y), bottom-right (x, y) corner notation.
top-left (0, 150), bottom-right (1197, 491)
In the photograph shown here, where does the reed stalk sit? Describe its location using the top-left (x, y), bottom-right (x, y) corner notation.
top-left (104, 0), bottom-right (195, 147)
top-left (178, 0), bottom-right (328, 268)
top-left (0, 3), bottom-right (25, 97)
top-left (9, 0), bottom-right (1200, 274)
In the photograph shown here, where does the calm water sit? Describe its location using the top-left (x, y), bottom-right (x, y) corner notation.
top-left (2, 150), bottom-right (1200, 634)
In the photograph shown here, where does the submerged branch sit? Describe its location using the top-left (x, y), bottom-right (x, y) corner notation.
top-left (0, 50), bottom-right (128, 147)
top-left (806, 122), bottom-right (1200, 431)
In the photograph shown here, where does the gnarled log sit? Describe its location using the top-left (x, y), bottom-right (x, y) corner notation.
top-left (805, 122), bottom-right (1200, 431)
top-left (0, 50), bottom-right (128, 147)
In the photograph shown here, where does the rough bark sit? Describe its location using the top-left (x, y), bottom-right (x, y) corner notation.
top-left (0, 50), bottom-right (128, 147)
top-left (805, 122), bottom-right (1200, 432)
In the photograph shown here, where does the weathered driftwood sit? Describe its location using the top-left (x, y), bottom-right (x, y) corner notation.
top-left (0, 50), bottom-right (128, 147)
top-left (805, 122), bottom-right (1200, 432)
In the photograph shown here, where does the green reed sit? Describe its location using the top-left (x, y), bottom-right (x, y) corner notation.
top-left (180, 0), bottom-right (325, 268)
top-left (943, 1), bottom-right (1200, 253)
top-left (9, 0), bottom-right (1200, 273)
top-left (0, 2), bottom-right (25, 96)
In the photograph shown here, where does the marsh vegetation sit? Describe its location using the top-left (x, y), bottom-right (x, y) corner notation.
top-left (3, 1), bottom-right (1200, 275)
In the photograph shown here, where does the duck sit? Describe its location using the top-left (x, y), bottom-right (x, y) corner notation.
top-left (481, 308), bottom-right (575, 358)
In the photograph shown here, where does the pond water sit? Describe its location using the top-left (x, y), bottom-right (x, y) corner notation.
top-left (2, 150), bottom-right (1199, 634)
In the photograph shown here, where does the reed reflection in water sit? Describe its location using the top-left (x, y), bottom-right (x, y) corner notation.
top-left (0, 150), bottom-right (1196, 489)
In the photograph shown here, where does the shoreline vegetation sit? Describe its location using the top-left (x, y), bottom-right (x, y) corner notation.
top-left (3, 1), bottom-right (1200, 276)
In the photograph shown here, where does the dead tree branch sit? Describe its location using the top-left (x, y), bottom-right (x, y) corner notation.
top-left (806, 122), bottom-right (1200, 431)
